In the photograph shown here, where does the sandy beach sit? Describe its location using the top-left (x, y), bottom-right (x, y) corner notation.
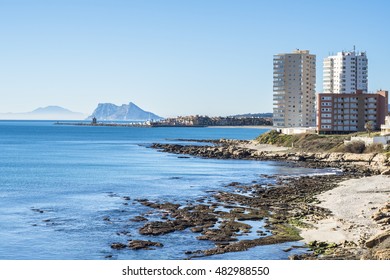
top-left (300, 175), bottom-right (390, 245)
top-left (208, 125), bottom-right (273, 129)
top-left (239, 138), bottom-right (390, 252)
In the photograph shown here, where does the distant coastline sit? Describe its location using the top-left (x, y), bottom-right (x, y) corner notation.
top-left (54, 121), bottom-right (273, 129)
top-left (0, 106), bottom-right (85, 120)
top-left (54, 114), bottom-right (273, 128)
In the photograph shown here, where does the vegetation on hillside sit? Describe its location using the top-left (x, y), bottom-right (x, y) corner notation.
top-left (337, 141), bottom-right (384, 154)
top-left (256, 130), bottom-right (386, 154)
top-left (256, 130), bottom-right (346, 152)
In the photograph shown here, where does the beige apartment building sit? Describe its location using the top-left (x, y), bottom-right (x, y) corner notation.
top-left (317, 90), bottom-right (388, 134)
top-left (273, 49), bottom-right (316, 127)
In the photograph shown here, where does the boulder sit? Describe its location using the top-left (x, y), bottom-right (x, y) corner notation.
top-left (111, 243), bottom-right (127, 250)
top-left (130, 216), bottom-right (148, 222)
top-left (128, 240), bottom-right (163, 250)
top-left (365, 231), bottom-right (390, 248)
top-left (373, 249), bottom-right (390, 260)
top-left (343, 153), bottom-right (372, 162)
top-left (381, 169), bottom-right (390, 175)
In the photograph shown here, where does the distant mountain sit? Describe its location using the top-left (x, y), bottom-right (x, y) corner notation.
top-left (30, 106), bottom-right (77, 115)
top-left (0, 106), bottom-right (85, 120)
top-left (228, 112), bottom-right (273, 118)
top-left (88, 102), bottom-right (162, 121)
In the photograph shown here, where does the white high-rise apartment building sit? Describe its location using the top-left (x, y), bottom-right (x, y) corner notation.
top-left (323, 50), bottom-right (368, 94)
top-left (273, 49), bottom-right (316, 127)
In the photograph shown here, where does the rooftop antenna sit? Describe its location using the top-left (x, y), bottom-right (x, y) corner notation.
top-left (353, 45), bottom-right (356, 52)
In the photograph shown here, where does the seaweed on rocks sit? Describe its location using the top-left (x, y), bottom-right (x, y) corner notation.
top-left (119, 173), bottom-right (359, 259)
top-left (107, 140), bottom-right (383, 259)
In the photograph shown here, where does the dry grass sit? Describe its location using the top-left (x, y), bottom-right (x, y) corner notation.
top-left (256, 130), bottom-right (385, 154)
top-left (256, 130), bottom-right (347, 153)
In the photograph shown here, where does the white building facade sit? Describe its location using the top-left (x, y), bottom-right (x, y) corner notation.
top-left (323, 50), bottom-right (368, 94)
top-left (273, 49), bottom-right (316, 127)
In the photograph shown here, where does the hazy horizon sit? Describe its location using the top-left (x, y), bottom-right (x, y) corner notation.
top-left (0, 103), bottom-right (275, 120)
top-left (1, 0), bottom-right (390, 117)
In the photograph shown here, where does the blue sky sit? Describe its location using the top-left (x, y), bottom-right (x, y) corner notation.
top-left (0, 0), bottom-right (389, 117)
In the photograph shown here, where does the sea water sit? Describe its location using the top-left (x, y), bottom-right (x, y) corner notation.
top-left (0, 121), bottom-right (331, 260)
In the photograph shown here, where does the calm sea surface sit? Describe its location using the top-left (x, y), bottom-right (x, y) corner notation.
top-left (0, 121), bottom-right (335, 260)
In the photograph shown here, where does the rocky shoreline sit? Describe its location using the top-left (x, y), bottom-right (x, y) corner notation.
top-left (135, 139), bottom-right (389, 260)
top-left (151, 139), bottom-right (390, 175)
top-left (110, 173), bottom-right (357, 259)
top-left (105, 139), bottom-right (390, 259)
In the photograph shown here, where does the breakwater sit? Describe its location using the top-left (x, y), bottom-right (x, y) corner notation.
top-left (54, 122), bottom-right (151, 127)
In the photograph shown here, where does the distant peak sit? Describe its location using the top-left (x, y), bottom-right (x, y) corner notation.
top-left (31, 106), bottom-right (73, 114)
top-left (38, 105), bottom-right (62, 110)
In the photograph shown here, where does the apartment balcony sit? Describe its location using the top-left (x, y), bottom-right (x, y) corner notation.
top-left (273, 102), bottom-right (285, 106)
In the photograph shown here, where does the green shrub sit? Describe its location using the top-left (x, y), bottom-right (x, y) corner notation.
top-left (338, 142), bottom-right (384, 154)
top-left (256, 130), bottom-right (294, 146)
top-left (365, 143), bottom-right (384, 153)
top-left (343, 141), bottom-right (366, 154)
